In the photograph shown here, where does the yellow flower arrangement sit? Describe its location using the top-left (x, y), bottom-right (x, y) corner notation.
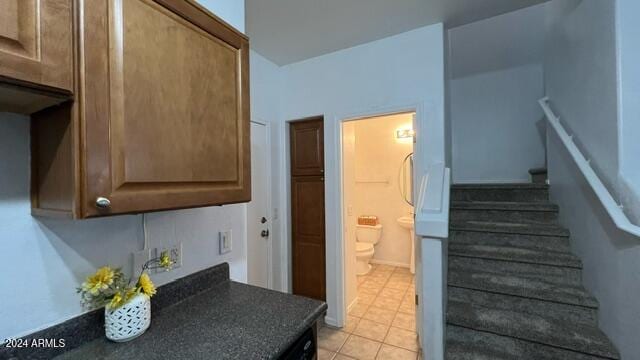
top-left (78, 251), bottom-right (172, 310)
top-left (138, 273), bottom-right (156, 297)
top-left (81, 267), bottom-right (115, 295)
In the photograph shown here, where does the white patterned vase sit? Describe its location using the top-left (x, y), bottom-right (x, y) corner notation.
top-left (105, 293), bottom-right (151, 342)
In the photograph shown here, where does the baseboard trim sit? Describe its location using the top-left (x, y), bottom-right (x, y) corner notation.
top-left (324, 316), bottom-right (338, 328)
top-left (347, 297), bottom-right (359, 314)
top-left (371, 259), bottom-right (410, 268)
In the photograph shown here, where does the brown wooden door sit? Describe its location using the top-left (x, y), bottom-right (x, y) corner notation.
top-left (0, 0), bottom-right (73, 92)
top-left (78, 0), bottom-right (251, 217)
top-left (291, 118), bottom-right (325, 301)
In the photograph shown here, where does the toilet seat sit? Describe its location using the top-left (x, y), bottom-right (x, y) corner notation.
top-left (356, 242), bottom-right (374, 252)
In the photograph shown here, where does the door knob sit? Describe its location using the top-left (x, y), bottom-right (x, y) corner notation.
top-left (261, 217), bottom-right (267, 224)
top-left (261, 229), bottom-right (270, 238)
top-left (95, 197), bottom-right (111, 209)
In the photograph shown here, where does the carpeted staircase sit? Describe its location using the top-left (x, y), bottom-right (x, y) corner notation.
top-left (446, 180), bottom-right (620, 359)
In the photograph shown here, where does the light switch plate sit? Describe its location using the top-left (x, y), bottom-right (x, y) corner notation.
top-left (219, 230), bottom-right (232, 254)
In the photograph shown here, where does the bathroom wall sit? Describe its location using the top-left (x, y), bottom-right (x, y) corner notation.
top-left (0, 2), bottom-right (248, 341)
top-left (352, 113), bottom-right (414, 267)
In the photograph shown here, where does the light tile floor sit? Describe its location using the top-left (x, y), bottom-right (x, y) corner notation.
top-left (318, 264), bottom-right (421, 360)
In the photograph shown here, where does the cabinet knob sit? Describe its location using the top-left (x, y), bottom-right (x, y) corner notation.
top-left (95, 197), bottom-right (111, 209)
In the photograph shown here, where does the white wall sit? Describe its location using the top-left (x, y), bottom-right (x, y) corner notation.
top-left (0, 2), bottom-right (247, 341)
top-left (616, 0), bottom-right (640, 224)
top-left (278, 24), bottom-right (445, 326)
top-left (547, 131), bottom-right (640, 360)
top-left (342, 122), bottom-right (358, 311)
top-left (196, 0), bottom-right (244, 32)
top-left (544, 0), bottom-right (618, 193)
top-left (448, 4), bottom-right (546, 183)
top-left (544, 1), bottom-right (640, 358)
top-left (249, 50), bottom-right (285, 290)
top-left (352, 114), bottom-right (414, 267)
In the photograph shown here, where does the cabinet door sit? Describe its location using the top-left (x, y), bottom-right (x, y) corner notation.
top-left (290, 119), bottom-right (324, 176)
top-left (291, 175), bottom-right (326, 301)
top-left (0, 0), bottom-right (73, 91)
top-left (79, 0), bottom-right (250, 217)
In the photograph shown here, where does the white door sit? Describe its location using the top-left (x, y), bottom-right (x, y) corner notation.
top-left (247, 121), bottom-right (272, 288)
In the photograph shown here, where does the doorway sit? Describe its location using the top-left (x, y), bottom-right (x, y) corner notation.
top-left (289, 117), bottom-right (326, 301)
top-left (334, 112), bottom-right (418, 356)
top-left (247, 120), bottom-right (272, 289)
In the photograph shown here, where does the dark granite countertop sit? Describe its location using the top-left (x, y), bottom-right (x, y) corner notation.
top-left (53, 280), bottom-right (326, 360)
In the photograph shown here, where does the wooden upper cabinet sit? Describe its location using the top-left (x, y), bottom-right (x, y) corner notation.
top-left (0, 0), bottom-right (74, 113)
top-left (31, 0), bottom-right (251, 218)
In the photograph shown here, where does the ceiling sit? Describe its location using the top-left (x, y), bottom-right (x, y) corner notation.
top-left (246, 0), bottom-right (548, 65)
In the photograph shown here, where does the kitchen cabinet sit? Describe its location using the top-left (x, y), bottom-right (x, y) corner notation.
top-left (31, 0), bottom-right (251, 218)
top-left (0, 0), bottom-right (74, 113)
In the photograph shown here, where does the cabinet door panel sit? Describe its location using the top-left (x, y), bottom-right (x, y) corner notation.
top-left (0, 0), bottom-right (73, 91)
top-left (291, 176), bottom-right (326, 301)
top-left (290, 119), bottom-right (324, 176)
top-left (80, 0), bottom-right (250, 217)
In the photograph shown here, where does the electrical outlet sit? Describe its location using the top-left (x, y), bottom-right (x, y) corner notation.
top-left (219, 230), bottom-right (232, 254)
top-left (152, 242), bottom-right (182, 273)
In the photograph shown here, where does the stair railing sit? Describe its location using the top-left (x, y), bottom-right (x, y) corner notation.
top-left (415, 162), bottom-right (451, 360)
top-left (539, 97), bottom-right (640, 237)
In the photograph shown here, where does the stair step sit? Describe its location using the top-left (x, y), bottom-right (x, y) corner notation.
top-left (447, 301), bottom-right (619, 359)
top-left (447, 325), bottom-right (617, 360)
top-left (450, 256), bottom-right (582, 286)
top-left (451, 220), bottom-right (570, 237)
top-left (448, 287), bottom-right (598, 326)
top-left (529, 168), bottom-right (548, 184)
top-left (450, 230), bottom-right (572, 253)
top-left (449, 267), bottom-right (598, 308)
top-left (451, 201), bottom-right (558, 212)
top-left (449, 243), bottom-right (582, 268)
top-left (452, 183), bottom-right (549, 202)
top-left (450, 201), bottom-right (558, 225)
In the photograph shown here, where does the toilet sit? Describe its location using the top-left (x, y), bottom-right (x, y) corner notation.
top-left (355, 223), bottom-right (383, 275)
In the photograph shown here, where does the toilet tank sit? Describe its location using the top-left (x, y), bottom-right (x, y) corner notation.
top-left (356, 224), bottom-right (382, 244)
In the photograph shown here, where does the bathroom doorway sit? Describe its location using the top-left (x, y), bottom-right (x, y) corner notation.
top-left (321, 111), bottom-right (418, 357)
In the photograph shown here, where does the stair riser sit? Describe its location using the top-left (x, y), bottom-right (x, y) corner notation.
top-left (452, 188), bottom-right (549, 202)
top-left (532, 173), bottom-right (547, 184)
top-left (450, 256), bottom-right (583, 286)
top-left (451, 223), bottom-right (570, 237)
top-left (451, 209), bottom-right (558, 225)
top-left (448, 287), bottom-right (598, 326)
top-left (447, 301), bottom-right (618, 359)
top-left (447, 326), bottom-right (615, 360)
top-left (450, 231), bottom-right (571, 253)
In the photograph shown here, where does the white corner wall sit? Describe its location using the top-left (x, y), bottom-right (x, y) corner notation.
top-left (448, 4), bottom-right (546, 184)
top-left (278, 24), bottom-right (445, 326)
top-left (0, 2), bottom-right (247, 341)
